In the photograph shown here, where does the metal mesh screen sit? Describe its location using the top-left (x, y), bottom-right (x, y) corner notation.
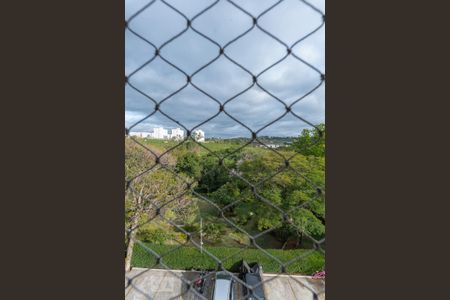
top-left (125, 0), bottom-right (325, 299)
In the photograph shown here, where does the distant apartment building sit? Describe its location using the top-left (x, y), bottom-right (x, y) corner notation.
top-left (253, 143), bottom-right (281, 149)
top-left (151, 127), bottom-right (169, 139)
top-left (129, 131), bottom-right (152, 138)
top-left (266, 144), bottom-right (281, 149)
top-left (129, 127), bottom-right (185, 141)
top-left (192, 129), bottom-right (205, 142)
top-left (169, 128), bottom-right (184, 140)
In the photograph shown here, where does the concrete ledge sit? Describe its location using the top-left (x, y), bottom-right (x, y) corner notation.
top-left (125, 268), bottom-right (325, 300)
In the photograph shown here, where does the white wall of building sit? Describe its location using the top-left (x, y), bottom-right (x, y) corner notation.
top-left (151, 127), bottom-right (169, 139)
top-left (169, 128), bottom-right (184, 140)
top-left (129, 128), bottom-right (185, 141)
top-left (129, 132), bottom-right (152, 138)
top-left (192, 129), bottom-right (205, 142)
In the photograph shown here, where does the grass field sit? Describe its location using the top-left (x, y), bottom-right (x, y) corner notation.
top-left (132, 243), bottom-right (324, 274)
top-left (134, 137), bottom-right (287, 157)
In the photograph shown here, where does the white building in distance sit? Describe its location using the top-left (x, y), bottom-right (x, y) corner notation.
top-left (129, 127), bottom-right (185, 141)
top-left (169, 128), bottom-right (184, 140)
top-left (192, 129), bottom-right (205, 142)
top-left (151, 127), bottom-right (169, 139)
top-left (129, 131), bottom-right (152, 138)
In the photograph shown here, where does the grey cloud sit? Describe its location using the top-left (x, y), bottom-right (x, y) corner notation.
top-left (126, 0), bottom-right (325, 137)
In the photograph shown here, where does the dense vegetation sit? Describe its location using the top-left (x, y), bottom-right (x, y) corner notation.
top-left (125, 124), bottom-right (325, 274)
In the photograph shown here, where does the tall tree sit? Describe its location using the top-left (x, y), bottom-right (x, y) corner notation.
top-left (124, 138), bottom-right (194, 271)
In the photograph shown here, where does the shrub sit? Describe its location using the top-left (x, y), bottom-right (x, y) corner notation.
top-left (183, 223), bottom-right (200, 233)
top-left (138, 227), bottom-right (173, 245)
top-left (228, 232), bottom-right (250, 245)
top-left (203, 223), bottom-right (226, 242)
top-left (175, 152), bottom-right (201, 179)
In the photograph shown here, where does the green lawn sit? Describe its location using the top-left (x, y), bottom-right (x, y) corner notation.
top-left (134, 138), bottom-right (294, 160)
top-left (132, 243), bottom-right (324, 274)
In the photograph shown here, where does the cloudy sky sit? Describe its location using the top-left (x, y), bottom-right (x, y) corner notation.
top-left (125, 0), bottom-right (325, 138)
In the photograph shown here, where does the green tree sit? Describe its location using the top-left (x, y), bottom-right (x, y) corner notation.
top-left (288, 208), bottom-right (325, 246)
top-left (124, 138), bottom-right (196, 271)
top-left (232, 150), bottom-right (325, 245)
top-left (203, 223), bottom-right (226, 243)
top-left (197, 152), bottom-right (235, 193)
top-left (291, 124), bottom-right (325, 157)
top-left (175, 152), bottom-right (201, 179)
top-left (209, 182), bottom-right (241, 207)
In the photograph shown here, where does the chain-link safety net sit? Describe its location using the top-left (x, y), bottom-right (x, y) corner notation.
top-left (125, 0), bottom-right (325, 299)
